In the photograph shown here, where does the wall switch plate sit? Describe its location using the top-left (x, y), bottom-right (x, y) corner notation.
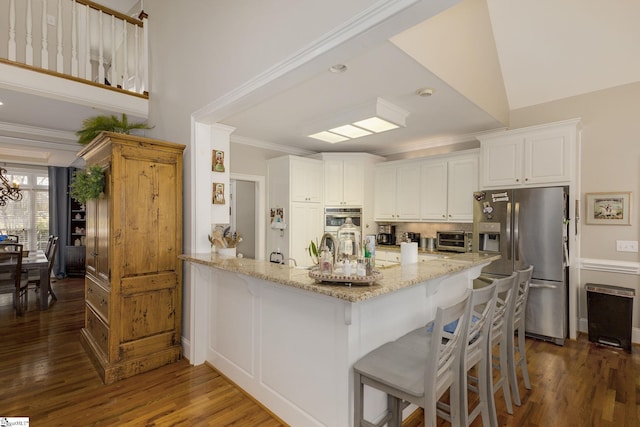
top-left (616, 240), bottom-right (638, 252)
top-left (47, 14), bottom-right (56, 26)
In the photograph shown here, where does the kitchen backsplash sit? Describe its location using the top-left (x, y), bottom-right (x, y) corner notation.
top-left (376, 222), bottom-right (473, 240)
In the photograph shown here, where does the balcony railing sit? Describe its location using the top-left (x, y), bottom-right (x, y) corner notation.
top-left (1, 0), bottom-right (148, 96)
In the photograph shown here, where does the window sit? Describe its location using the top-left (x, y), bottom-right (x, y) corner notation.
top-left (0, 165), bottom-right (49, 251)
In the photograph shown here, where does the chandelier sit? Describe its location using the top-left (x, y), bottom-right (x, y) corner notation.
top-left (0, 167), bottom-right (23, 207)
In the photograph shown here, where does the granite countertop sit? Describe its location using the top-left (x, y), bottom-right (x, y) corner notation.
top-left (179, 252), bottom-right (499, 303)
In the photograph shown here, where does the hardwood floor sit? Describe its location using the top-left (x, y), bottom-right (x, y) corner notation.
top-left (0, 278), bottom-right (284, 426)
top-left (405, 329), bottom-right (640, 427)
top-left (2, 278), bottom-right (639, 426)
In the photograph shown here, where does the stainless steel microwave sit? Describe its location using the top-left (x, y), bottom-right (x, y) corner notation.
top-left (436, 231), bottom-right (473, 253)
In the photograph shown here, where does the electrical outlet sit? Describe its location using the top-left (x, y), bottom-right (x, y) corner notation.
top-left (616, 240), bottom-right (638, 252)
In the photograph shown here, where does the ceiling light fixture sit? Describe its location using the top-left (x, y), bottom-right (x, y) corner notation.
top-left (328, 64), bottom-right (348, 73)
top-left (307, 98), bottom-right (409, 144)
top-left (0, 167), bottom-right (23, 207)
top-left (416, 87), bottom-right (434, 97)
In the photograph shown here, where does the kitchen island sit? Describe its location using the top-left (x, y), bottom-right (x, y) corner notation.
top-left (180, 252), bottom-right (498, 426)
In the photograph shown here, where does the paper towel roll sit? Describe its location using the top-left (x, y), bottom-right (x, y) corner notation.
top-left (400, 242), bottom-right (418, 264)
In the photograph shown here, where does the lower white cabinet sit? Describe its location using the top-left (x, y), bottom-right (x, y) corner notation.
top-left (290, 202), bottom-right (323, 265)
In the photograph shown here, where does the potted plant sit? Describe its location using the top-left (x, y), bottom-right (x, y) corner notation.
top-left (75, 113), bottom-right (152, 145)
top-left (69, 165), bottom-right (105, 203)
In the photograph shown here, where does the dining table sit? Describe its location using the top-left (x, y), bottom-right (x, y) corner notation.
top-left (0, 250), bottom-right (51, 310)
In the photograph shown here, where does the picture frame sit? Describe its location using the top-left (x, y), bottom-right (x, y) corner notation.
top-left (585, 192), bottom-right (631, 225)
top-left (213, 182), bottom-right (225, 205)
top-left (212, 150), bottom-right (225, 172)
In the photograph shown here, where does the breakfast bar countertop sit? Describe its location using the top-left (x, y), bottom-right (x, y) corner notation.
top-left (179, 252), bottom-right (500, 303)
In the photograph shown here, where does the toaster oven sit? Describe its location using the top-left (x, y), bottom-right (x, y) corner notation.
top-left (436, 231), bottom-right (473, 252)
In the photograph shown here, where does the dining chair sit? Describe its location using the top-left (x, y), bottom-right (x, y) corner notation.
top-left (507, 265), bottom-right (534, 406)
top-left (45, 234), bottom-right (55, 259)
top-left (0, 243), bottom-right (29, 315)
top-left (353, 289), bottom-right (472, 427)
top-left (27, 236), bottom-right (59, 301)
top-left (477, 272), bottom-right (518, 427)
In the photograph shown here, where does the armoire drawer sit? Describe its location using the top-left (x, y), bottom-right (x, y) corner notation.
top-left (85, 307), bottom-right (109, 356)
top-left (86, 279), bottom-right (110, 321)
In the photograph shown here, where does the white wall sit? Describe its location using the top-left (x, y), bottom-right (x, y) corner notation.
top-left (144, 0), bottom-right (386, 350)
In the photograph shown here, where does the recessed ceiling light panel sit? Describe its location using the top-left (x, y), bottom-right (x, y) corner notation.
top-left (353, 117), bottom-right (399, 133)
top-left (308, 131), bottom-right (349, 144)
top-left (329, 124), bottom-right (372, 138)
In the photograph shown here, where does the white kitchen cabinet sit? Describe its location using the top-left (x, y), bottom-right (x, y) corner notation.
top-left (290, 202), bottom-right (323, 265)
top-left (291, 157), bottom-right (323, 202)
top-left (479, 119), bottom-right (580, 189)
top-left (420, 153), bottom-right (478, 222)
top-left (268, 155), bottom-right (324, 267)
top-left (374, 162), bottom-right (420, 221)
top-left (323, 159), bottom-right (365, 206)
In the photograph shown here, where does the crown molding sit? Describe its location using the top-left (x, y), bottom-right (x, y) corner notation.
top-left (231, 135), bottom-right (316, 157)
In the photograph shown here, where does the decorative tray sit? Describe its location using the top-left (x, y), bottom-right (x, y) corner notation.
top-left (308, 268), bottom-right (383, 286)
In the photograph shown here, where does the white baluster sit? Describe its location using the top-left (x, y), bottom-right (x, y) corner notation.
top-left (122, 23), bottom-right (128, 90)
top-left (56, 0), bottom-right (63, 72)
top-left (133, 24), bottom-right (139, 92)
top-left (26, 0), bottom-right (33, 65)
top-left (41, 0), bottom-right (48, 69)
top-left (8, 0), bottom-right (16, 61)
top-left (84, 4), bottom-right (91, 80)
top-left (110, 14), bottom-right (116, 87)
top-left (71, 0), bottom-right (78, 76)
top-left (141, 14), bottom-right (148, 94)
top-left (98, 10), bottom-right (104, 84)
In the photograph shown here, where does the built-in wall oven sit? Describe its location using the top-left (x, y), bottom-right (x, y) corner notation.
top-left (324, 207), bottom-right (362, 236)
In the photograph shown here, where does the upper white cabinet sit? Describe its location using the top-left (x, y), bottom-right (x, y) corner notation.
top-left (479, 119), bottom-right (580, 189)
top-left (315, 153), bottom-right (384, 207)
top-left (291, 157), bottom-right (323, 202)
top-left (374, 162), bottom-right (421, 221)
top-left (420, 153), bottom-right (478, 222)
top-left (324, 159), bottom-right (365, 206)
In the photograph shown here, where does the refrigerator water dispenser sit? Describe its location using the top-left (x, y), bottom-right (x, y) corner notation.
top-left (477, 222), bottom-right (501, 253)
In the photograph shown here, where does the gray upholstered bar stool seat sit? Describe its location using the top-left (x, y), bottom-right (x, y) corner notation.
top-left (508, 265), bottom-right (534, 406)
top-left (353, 290), bottom-right (472, 427)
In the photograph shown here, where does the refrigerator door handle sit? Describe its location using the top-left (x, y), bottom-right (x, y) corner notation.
top-left (514, 201), bottom-right (520, 261)
top-left (530, 283), bottom-right (559, 289)
top-left (506, 202), bottom-right (512, 260)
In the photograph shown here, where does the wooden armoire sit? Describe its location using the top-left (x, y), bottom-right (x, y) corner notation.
top-left (78, 132), bottom-right (185, 384)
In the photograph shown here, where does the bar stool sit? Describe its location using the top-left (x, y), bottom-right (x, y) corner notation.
top-left (508, 265), bottom-right (534, 406)
top-left (399, 284), bottom-right (498, 426)
top-left (353, 290), bottom-right (472, 427)
top-left (479, 273), bottom-right (518, 427)
top-left (457, 283), bottom-right (497, 427)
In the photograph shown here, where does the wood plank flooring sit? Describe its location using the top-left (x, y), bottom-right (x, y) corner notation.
top-left (1, 277), bottom-right (639, 426)
top-left (0, 278), bottom-right (284, 426)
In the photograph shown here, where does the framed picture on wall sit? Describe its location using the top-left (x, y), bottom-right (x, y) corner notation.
top-left (213, 182), bottom-right (225, 205)
top-left (585, 192), bottom-right (631, 225)
top-left (212, 150), bottom-right (225, 172)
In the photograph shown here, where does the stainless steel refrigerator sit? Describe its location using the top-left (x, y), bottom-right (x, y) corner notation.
top-left (472, 186), bottom-right (569, 345)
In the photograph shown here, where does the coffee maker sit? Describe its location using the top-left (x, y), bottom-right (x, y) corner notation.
top-left (377, 224), bottom-right (396, 245)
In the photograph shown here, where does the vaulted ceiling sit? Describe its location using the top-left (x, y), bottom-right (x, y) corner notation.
top-left (1, 0), bottom-right (638, 164)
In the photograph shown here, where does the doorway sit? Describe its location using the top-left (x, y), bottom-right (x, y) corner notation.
top-left (229, 173), bottom-right (266, 260)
